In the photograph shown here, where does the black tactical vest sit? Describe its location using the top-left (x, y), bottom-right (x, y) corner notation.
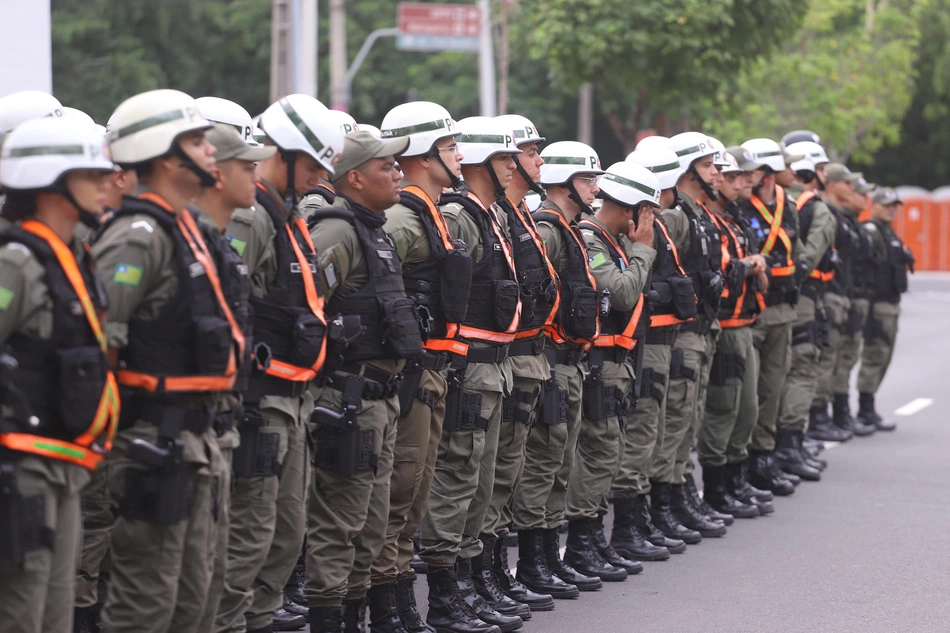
top-left (715, 213), bottom-right (763, 323)
top-left (533, 210), bottom-right (599, 342)
top-left (676, 197), bottom-right (723, 318)
top-left (825, 202), bottom-right (860, 297)
top-left (871, 219), bottom-right (909, 303)
top-left (249, 186), bottom-right (327, 376)
top-left (203, 224), bottom-right (252, 392)
top-left (741, 187), bottom-right (799, 303)
top-left (308, 206), bottom-right (423, 361)
top-left (0, 227), bottom-right (109, 441)
top-left (398, 188), bottom-right (472, 341)
top-left (100, 197), bottom-right (236, 388)
top-left (796, 192), bottom-right (835, 285)
top-left (651, 218), bottom-right (698, 323)
top-left (499, 198), bottom-right (558, 333)
top-left (439, 191), bottom-right (520, 338)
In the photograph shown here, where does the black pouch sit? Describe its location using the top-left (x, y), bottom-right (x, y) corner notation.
top-left (492, 280), bottom-right (521, 330)
top-left (670, 276), bottom-right (699, 320)
top-left (443, 385), bottom-right (484, 433)
top-left (380, 297), bottom-right (424, 358)
top-left (398, 365), bottom-right (423, 418)
top-left (289, 309), bottom-right (327, 368)
top-left (313, 406), bottom-right (376, 476)
top-left (568, 286), bottom-right (600, 339)
top-left (232, 408), bottom-right (281, 478)
top-left (538, 377), bottom-right (567, 425)
top-left (0, 464), bottom-right (48, 563)
top-left (725, 261), bottom-right (745, 298)
top-left (582, 369), bottom-right (606, 421)
top-left (440, 249), bottom-right (473, 322)
top-left (194, 315), bottom-right (233, 374)
top-left (56, 345), bottom-right (108, 437)
top-left (122, 439), bottom-right (194, 526)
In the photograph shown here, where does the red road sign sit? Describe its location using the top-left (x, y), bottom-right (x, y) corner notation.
top-left (397, 2), bottom-right (481, 38)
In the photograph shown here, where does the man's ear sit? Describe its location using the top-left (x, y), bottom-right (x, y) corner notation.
top-left (211, 165), bottom-right (225, 192)
top-left (347, 168), bottom-right (364, 192)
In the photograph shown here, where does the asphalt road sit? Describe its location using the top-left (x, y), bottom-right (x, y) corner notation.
top-left (305, 273), bottom-right (950, 633)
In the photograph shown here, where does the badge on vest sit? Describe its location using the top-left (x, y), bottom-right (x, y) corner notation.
top-left (291, 262), bottom-right (318, 274)
top-left (189, 262), bottom-right (206, 278)
top-left (377, 249), bottom-right (393, 259)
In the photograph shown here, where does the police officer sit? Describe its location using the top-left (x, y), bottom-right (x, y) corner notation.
top-left (739, 138), bottom-right (806, 494)
top-left (0, 116), bottom-right (117, 633)
top-left (93, 89), bottom-right (240, 633)
top-left (467, 113), bottom-right (558, 617)
top-left (366, 102), bottom-right (471, 632)
top-left (608, 142), bottom-right (712, 563)
top-left (772, 146), bottom-right (836, 480)
top-left (513, 141), bottom-right (604, 599)
top-left (807, 164), bottom-right (877, 440)
top-left (217, 94), bottom-right (340, 633)
top-left (856, 187), bottom-right (907, 431)
top-left (698, 147), bottom-right (773, 518)
top-left (565, 162), bottom-right (657, 580)
top-left (190, 106), bottom-right (277, 632)
top-left (419, 116), bottom-right (522, 633)
top-left (296, 109), bottom-right (358, 214)
top-left (306, 130), bottom-right (423, 631)
top-left (648, 132), bottom-right (725, 546)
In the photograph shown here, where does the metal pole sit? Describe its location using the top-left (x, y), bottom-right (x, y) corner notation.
top-left (329, 0), bottom-right (348, 110)
top-left (290, 0), bottom-right (301, 93)
top-left (343, 27), bottom-right (400, 108)
top-left (299, 0), bottom-right (318, 97)
top-left (478, 0), bottom-right (496, 116)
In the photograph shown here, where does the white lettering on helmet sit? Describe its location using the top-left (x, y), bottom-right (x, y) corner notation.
top-left (589, 156), bottom-right (598, 169)
top-left (445, 119), bottom-right (456, 132)
top-left (505, 134), bottom-right (513, 148)
top-left (319, 146), bottom-right (335, 162)
top-left (244, 125), bottom-right (252, 141)
top-left (342, 123), bottom-right (356, 134)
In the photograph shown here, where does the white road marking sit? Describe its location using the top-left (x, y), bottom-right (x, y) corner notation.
top-left (894, 397), bottom-right (934, 417)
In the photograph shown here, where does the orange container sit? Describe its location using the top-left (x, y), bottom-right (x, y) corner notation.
top-left (894, 187), bottom-right (932, 270)
top-left (932, 187), bottom-right (950, 271)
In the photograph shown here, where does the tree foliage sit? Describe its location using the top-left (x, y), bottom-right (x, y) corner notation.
top-left (703, 0), bottom-right (923, 164)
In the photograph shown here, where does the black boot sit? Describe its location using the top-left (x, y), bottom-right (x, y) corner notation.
top-left (426, 565), bottom-right (502, 633)
top-left (807, 404), bottom-right (853, 442)
top-left (456, 558), bottom-right (522, 632)
top-left (513, 529), bottom-right (579, 599)
top-left (272, 607), bottom-right (307, 632)
top-left (471, 538), bottom-right (531, 620)
top-left (563, 518), bottom-right (627, 582)
top-left (701, 464), bottom-right (758, 519)
top-left (802, 436), bottom-right (825, 456)
top-left (283, 549), bottom-right (308, 618)
top-left (635, 494), bottom-right (687, 554)
top-left (748, 452), bottom-right (795, 496)
top-left (609, 495), bottom-right (670, 561)
top-left (775, 429), bottom-right (821, 481)
top-left (309, 606), bottom-right (344, 633)
top-left (858, 392), bottom-right (896, 431)
top-left (834, 393), bottom-right (875, 437)
top-left (492, 537), bottom-right (555, 611)
top-left (724, 461), bottom-right (774, 515)
top-left (542, 527), bottom-right (602, 591)
top-left (73, 606), bottom-right (99, 633)
top-left (411, 531), bottom-right (427, 575)
top-left (798, 439), bottom-right (828, 470)
top-left (670, 483), bottom-right (727, 537)
top-left (648, 482), bottom-right (702, 544)
top-left (342, 598), bottom-right (368, 633)
top-left (591, 513), bottom-right (642, 575)
top-left (395, 573), bottom-right (436, 633)
top-left (683, 473), bottom-right (733, 526)
top-left (367, 583), bottom-right (412, 633)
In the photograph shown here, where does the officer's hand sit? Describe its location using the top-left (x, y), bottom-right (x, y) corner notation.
top-left (757, 270), bottom-right (770, 294)
top-left (744, 254), bottom-right (767, 276)
top-left (628, 208), bottom-right (655, 245)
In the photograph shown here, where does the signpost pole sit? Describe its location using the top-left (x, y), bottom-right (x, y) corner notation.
top-left (478, 0), bottom-right (496, 116)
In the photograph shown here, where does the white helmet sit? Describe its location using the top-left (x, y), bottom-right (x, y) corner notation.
top-left (598, 162), bottom-right (661, 209)
top-left (708, 137), bottom-right (731, 167)
top-left (62, 107), bottom-right (97, 131)
top-left (1, 116), bottom-right (113, 190)
top-left (539, 141), bottom-right (603, 185)
top-left (741, 138), bottom-right (785, 173)
top-left (196, 96), bottom-right (256, 144)
top-left (456, 116), bottom-right (521, 166)
top-left (625, 146), bottom-right (683, 190)
top-left (359, 123), bottom-right (381, 140)
top-left (789, 155), bottom-right (816, 173)
top-left (668, 131), bottom-right (717, 172)
top-left (0, 90), bottom-right (64, 134)
top-left (494, 114), bottom-right (545, 147)
top-left (721, 151), bottom-right (743, 175)
top-left (258, 94), bottom-right (344, 173)
top-left (785, 140), bottom-right (828, 167)
top-left (381, 101), bottom-right (458, 157)
top-left (327, 109), bottom-right (359, 135)
top-left (106, 89), bottom-right (212, 165)
top-left (635, 135), bottom-right (670, 151)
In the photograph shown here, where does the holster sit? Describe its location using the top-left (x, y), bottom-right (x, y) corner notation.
top-left (709, 351), bottom-right (747, 385)
top-left (121, 430), bottom-right (193, 526)
top-left (639, 367), bottom-right (666, 403)
top-left (863, 316), bottom-right (889, 344)
top-left (502, 386), bottom-right (537, 425)
top-left (397, 360), bottom-right (424, 418)
top-left (312, 375), bottom-right (377, 476)
top-left (232, 407), bottom-right (281, 478)
top-left (669, 348), bottom-right (698, 381)
top-left (443, 361), bottom-right (488, 432)
top-left (817, 307), bottom-right (833, 347)
top-left (847, 305), bottom-right (864, 335)
top-left (582, 360), bottom-right (606, 421)
top-left (0, 460), bottom-right (52, 562)
top-left (538, 372), bottom-right (568, 426)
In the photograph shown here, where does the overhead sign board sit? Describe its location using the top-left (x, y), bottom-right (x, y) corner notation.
top-left (396, 2), bottom-right (480, 52)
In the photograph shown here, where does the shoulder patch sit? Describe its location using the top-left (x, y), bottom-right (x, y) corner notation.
top-left (113, 263), bottom-right (144, 286)
top-left (0, 286), bottom-right (15, 310)
top-left (227, 235), bottom-right (247, 256)
top-left (589, 252), bottom-right (608, 269)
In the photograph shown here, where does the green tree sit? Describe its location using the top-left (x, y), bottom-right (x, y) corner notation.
top-left (517, 0), bottom-right (803, 153)
top-left (704, 0), bottom-right (923, 164)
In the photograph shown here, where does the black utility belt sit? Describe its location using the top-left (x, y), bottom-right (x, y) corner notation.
top-left (590, 346), bottom-right (630, 365)
top-left (213, 409), bottom-right (238, 436)
top-left (119, 398), bottom-right (215, 435)
top-left (325, 363), bottom-right (400, 401)
top-left (246, 373), bottom-right (309, 400)
top-left (544, 348), bottom-right (585, 367)
top-left (420, 351), bottom-right (450, 372)
top-left (645, 329), bottom-right (678, 346)
top-left (681, 318), bottom-right (712, 335)
top-left (800, 281), bottom-right (823, 302)
top-left (508, 337), bottom-right (546, 358)
top-left (464, 344), bottom-right (509, 364)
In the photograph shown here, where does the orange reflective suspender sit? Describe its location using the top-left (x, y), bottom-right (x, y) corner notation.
top-left (650, 219), bottom-right (694, 328)
top-left (456, 192), bottom-right (522, 343)
top-left (509, 197), bottom-right (561, 339)
top-left (117, 193), bottom-right (243, 392)
top-left (0, 220), bottom-right (121, 470)
top-left (707, 213), bottom-right (764, 328)
top-left (402, 185), bottom-right (469, 356)
top-left (578, 219), bottom-right (641, 350)
top-left (539, 210), bottom-right (599, 347)
top-left (795, 190), bottom-right (836, 283)
top-left (750, 186), bottom-right (794, 271)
